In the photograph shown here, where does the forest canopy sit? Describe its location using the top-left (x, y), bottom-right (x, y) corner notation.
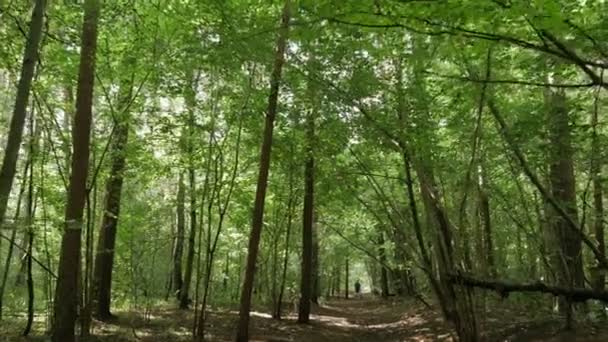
top-left (1, 0), bottom-right (608, 341)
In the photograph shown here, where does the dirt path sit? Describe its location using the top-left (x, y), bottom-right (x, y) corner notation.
top-left (86, 295), bottom-right (453, 341)
top-left (7, 295), bottom-right (608, 341)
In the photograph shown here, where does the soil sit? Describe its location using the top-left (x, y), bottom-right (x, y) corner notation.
top-left (3, 295), bottom-right (608, 341)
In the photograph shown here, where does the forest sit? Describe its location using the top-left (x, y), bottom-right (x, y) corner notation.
top-left (1, 0), bottom-right (608, 341)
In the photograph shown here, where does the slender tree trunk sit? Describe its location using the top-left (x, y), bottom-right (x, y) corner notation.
top-left (275, 182), bottom-right (294, 319)
top-left (335, 264), bottom-right (341, 298)
top-left (52, 1), bottom-right (100, 340)
top-left (0, 0), bottom-right (45, 226)
top-left (0, 151), bottom-right (30, 320)
top-left (298, 113), bottom-right (315, 323)
top-left (23, 111), bottom-right (36, 336)
top-left (591, 82), bottom-right (605, 293)
top-left (180, 78), bottom-right (198, 310)
top-left (180, 166), bottom-right (196, 309)
top-left (93, 110), bottom-right (129, 320)
top-left (378, 232), bottom-right (390, 298)
top-left (311, 218), bottom-right (320, 304)
top-left (173, 173), bottom-right (185, 299)
top-left (344, 257), bottom-right (349, 299)
top-left (477, 166), bottom-right (495, 277)
top-left (545, 84), bottom-right (583, 328)
top-left (235, 1), bottom-right (290, 340)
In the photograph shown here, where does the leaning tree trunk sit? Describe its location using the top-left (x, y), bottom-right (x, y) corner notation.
top-left (0, 0), bottom-right (45, 226)
top-left (0, 139), bottom-right (31, 320)
top-left (93, 109), bottom-right (129, 320)
top-left (235, 1), bottom-right (290, 340)
top-left (52, 0), bottom-right (100, 341)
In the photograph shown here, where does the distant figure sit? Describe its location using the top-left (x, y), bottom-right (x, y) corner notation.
top-left (354, 280), bottom-right (361, 298)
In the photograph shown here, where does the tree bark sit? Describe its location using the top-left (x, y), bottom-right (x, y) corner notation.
top-left (545, 84), bottom-right (584, 326)
top-left (451, 273), bottom-right (608, 303)
top-left (297, 111), bottom-right (315, 323)
top-left (173, 173), bottom-right (186, 299)
top-left (477, 166), bottom-right (495, 277)
top-left (378, 232), bottom-right (390, 298)
top-left (93, 109), bottom-right (129, 320)
top-left (590, 82), bottom-right (604, 292)
top-left (179, 166), bottom-right (196, 309)
top-left (311, 218), bottom-right (320, 304)
top-left (0, 0), bottom-right (45, 226)
top-left (0, 143), bottom-right (30, 320)
top-left (180, 78), bottom-right (198, 310)
top-left (344, 257), bottom-right (349, 299)
top-left (52, 1), bottom-right (100, 340)
top-left (235, 1), bottom-right (290, 340)
top-left (23, 110), bottom-right (36, 336)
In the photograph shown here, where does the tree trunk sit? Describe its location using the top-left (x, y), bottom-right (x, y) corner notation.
top-left (311, 218), bottom-right (320, 304)
top-left (173, 173), bottom-right (186, 299)
top-left (591, 83), bottom-right (605, 292)
top-left (93, 109), bottom-right (129, 320)
top-left (180, 77), bottom-right (198, 310)
top-left (298, 112), bottom-right (315, 323)
top-left (378, 232), bottom-right (390, 298)
top-left (545, 84), bottom-right (584, 328)
top-left (179, 165), bottom-right (196, 309)
top-left (52, 1), bottom-right (100, 340)
top-left (235, 1), bottom-right (290, 340)
top-left (0, 0), bottom-right (45, 226)
top-left (477, 166), bottom-right (495, 277)
top-left (23, 111), bottom-right (36, 336)
top-left (0, 144), bottom-right (30, 320)
top-left (344, 257), bottom-right (349, 299)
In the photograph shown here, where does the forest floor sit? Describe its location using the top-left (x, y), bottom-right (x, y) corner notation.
top-left (4, 295), bottom-right (608, 341)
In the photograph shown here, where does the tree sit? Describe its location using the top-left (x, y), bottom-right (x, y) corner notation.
top-left (297, 101), bottom-right (315, 323)
top-left (0, 0), bottom-right (45, 226)
top-left (544, 80), bottom-right (583, 328)
top-left (235, 1), bottom-right (291, 340)
top-left (52, 0), bottom-right (101, 340)
top-left (93, 82), bottom-right (131, 320)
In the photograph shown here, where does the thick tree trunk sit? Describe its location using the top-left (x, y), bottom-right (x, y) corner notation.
top-left (0, 0), bottom-right (45, 226)
top-left (52, 1), bottom-right (100, 341)
top-left (93, 112), bottom-right (129, 320)
top-left (235, 1), bottom-right (290, 340)
top-left (173, 173), bottom-right (186, 299)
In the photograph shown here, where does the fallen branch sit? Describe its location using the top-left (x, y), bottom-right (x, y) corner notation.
top-left (449, 273), bottom-right (608, 303)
